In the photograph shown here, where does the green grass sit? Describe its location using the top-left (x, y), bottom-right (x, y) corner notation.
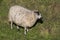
top-left (0, 0), bottom-right (60, 40)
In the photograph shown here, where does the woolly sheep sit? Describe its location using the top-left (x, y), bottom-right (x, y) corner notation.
top-left (8, 5), bottom-right (42, 35)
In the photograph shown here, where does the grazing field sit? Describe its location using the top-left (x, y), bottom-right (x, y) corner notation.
top-left (0, 0), bottom-right (60, 40)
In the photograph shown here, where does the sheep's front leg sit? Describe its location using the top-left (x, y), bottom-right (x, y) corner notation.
top-left (24, 27), bottom-right (29, 35)
top-left (17, 26), bottom-right (20, 31)
top-left (11, 21), bottom-right (13, 29)
top-left (27, 28), bottom-right (29, 32)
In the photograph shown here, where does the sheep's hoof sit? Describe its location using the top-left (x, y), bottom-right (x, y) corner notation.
top-left (24, 31), bottom-right (26, 35)
top-left (24, 33), bottom-right (26, 35)
top-left (11, 27), bottom-right (13, 29)
top-left (27, 29), bottom-right (29, 32)
top-left (17, 29), bottom-right (20, 31)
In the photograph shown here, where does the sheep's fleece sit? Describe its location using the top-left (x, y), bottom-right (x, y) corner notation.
top-left (9, 5), bottom-right (40, 27)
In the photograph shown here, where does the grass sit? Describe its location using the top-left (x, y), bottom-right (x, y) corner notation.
top-left (0, 0), bottom-right (60, 40)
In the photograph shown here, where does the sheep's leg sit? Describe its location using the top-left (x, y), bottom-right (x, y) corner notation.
top-left (27, 28), bottom-right (28, 32)
top-left (11, 21), bottom-right (13, 29)
top-left (17, 26), bottom-right (20, 31)
top-left (24, 27), bottom-right (27, 35)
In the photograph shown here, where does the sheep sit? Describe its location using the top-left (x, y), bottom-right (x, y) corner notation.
top-left (8, 5), bottom-right (42, 35)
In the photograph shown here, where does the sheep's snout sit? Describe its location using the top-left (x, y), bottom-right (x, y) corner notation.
top-left (37, 13), bottom-right (42, 19)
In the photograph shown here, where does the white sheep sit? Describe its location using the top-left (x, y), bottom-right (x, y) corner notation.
top-left (8, 5), bottom-right (42, 35)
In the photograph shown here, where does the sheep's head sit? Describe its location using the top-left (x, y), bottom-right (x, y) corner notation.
top-left (34, 10), bottom-right (42, 19)
top-left (34, 10), bottom-right (43, 23)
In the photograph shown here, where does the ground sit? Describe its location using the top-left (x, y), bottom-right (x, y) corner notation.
top-left (0, 0), bottom-right (60, 40)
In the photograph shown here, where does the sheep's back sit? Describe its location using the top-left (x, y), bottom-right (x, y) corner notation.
top-left (9, 5), bottom-right (32, 20)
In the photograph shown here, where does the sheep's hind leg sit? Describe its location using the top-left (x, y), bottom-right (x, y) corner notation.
top-left (24, 27), bottom-right (27, 35)
top-left (11, 21), bottom-right (13, 29)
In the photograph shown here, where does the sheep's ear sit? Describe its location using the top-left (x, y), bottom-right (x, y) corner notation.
top-left (33, 10), bottom-right (39, 15)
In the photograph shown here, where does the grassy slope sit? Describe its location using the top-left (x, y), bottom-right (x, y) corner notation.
top-left (0, 0), bottom-right (60, 40)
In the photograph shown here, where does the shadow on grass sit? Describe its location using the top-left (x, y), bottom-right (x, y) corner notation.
top-left (8, 17), bottom-right (43, 31)
top-left (28, 17), bottom-right (43, 29)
